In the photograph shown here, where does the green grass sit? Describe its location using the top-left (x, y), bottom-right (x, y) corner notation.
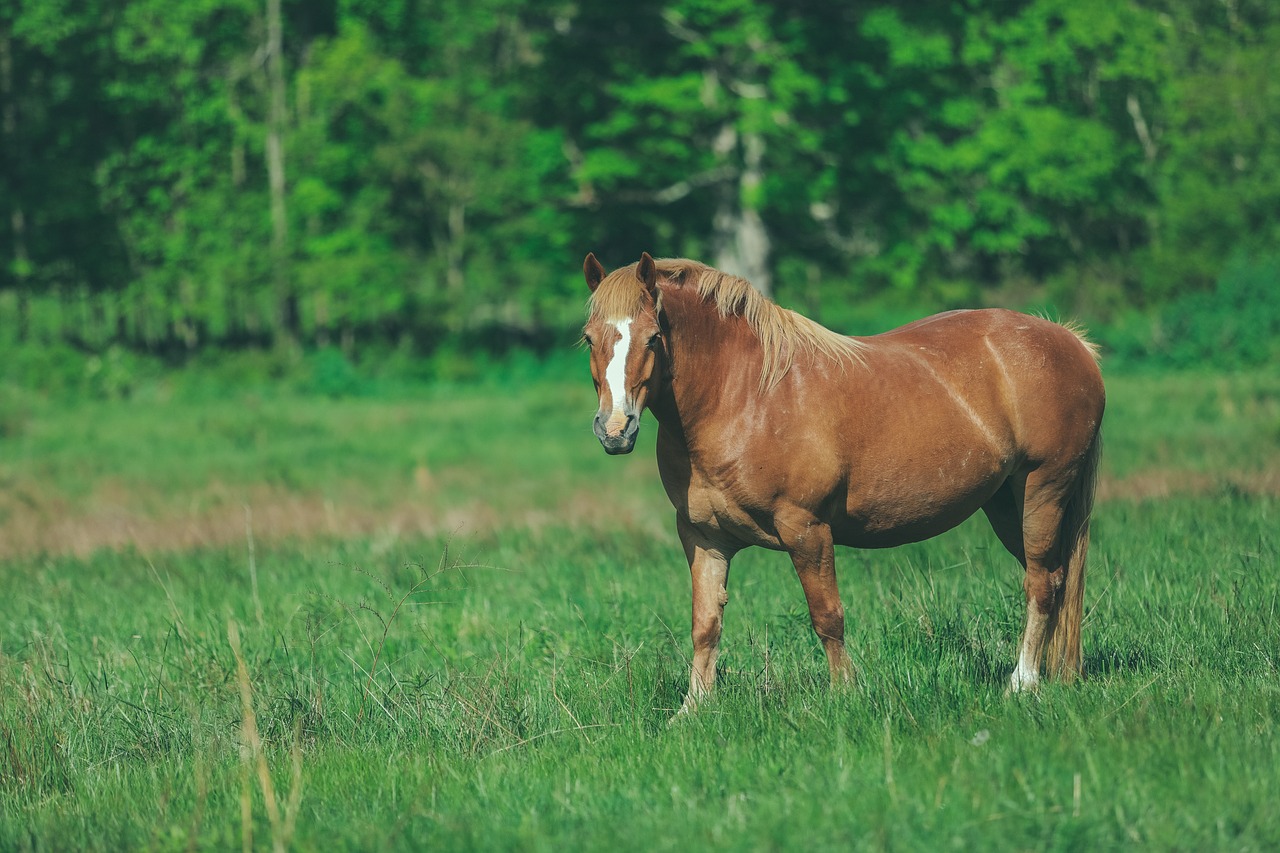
top-left (2, 369), bottom-right (1279, 849)
top-left (1102, 370), bottom-right (1280, 478)
top-left (2, 370), bottom-right (1277, 533)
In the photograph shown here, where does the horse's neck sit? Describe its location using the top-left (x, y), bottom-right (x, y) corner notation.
top-left (652, 289), bottom-right (763, 437)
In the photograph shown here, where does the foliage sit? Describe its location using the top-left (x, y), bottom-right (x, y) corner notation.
top-left (1153, 253), bottom-right (1280, 369)
top-left (0, 0), bottom-right (1278, 361)
top-left (304, 346), bottom-right (367, 398)
top-left (1094, 252), bottom-right (1280, 370)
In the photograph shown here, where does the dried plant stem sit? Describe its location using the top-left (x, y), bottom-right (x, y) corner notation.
top-left (228, 618), bottom-right (301, 853)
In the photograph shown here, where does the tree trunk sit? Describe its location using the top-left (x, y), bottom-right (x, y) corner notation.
top-left (1, 32), bottom-right (31, 339)
top-left (446, 195), bottom-right (465, 293)
top-left (227, 71), bottom-right (246, 188)
top-left (711, 126), bottom-right (772, 297)
top-left (265, 0), bottom-right (294, 341)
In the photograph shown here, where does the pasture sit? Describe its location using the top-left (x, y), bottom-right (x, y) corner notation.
top-left (1, 368), bottom-right (1278, 849)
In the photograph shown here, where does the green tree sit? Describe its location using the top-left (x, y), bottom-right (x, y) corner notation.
top-left (1147, 0), bottom-right (1280, 297)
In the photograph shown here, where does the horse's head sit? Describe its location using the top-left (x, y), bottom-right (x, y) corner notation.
top-left (582, 251), bottom-right (666, 455)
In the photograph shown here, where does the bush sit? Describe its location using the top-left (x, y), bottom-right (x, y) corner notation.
top-left (305, 347), bottom-right (368, 398)
top-left (1155, 253), bottom-right (1280, 369)
top-left (1092, 252), bottom-right (1280, 371)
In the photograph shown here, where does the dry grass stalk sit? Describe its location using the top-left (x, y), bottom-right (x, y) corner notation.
top-left (228, 619), bottom-right (302, 853)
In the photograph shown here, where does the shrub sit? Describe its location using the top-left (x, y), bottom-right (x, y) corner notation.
top-left (1091, 252), bottom-right (1280, 371)
top-left (1155, 253), bottom-right (1280, 369)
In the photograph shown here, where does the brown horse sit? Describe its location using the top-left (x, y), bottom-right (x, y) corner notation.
top-left (581, 252), bottom-right (1104, 711)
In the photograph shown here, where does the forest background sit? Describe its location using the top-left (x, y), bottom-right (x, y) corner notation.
top-left (3, 4), bottom-right (1280, 847)
top-left (1, 0), bottom-right (1278, 392)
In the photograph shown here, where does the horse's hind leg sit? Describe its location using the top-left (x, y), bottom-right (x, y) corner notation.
top-left (981, 477), bottom-right (1027, 568)
top-left (1008, 473), bottom-right (1073, 692)
top-left (981, 476), bottom-right (1054, 691)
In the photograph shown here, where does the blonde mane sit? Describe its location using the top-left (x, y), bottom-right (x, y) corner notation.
top-left (588, 258), bottom-right (867, 391)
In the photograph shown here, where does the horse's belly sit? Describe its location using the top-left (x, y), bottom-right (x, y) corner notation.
top-left (662, 425), bottom-right (1013, 551)
top-left (833, 450), bottom-right (1009, 548)
top-left (831, 493), bottom-right (990, 548)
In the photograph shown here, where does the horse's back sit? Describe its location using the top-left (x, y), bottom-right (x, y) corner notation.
top-left (861, 308), bottom-right (1104, 463)
top-left (869, 308), bottom-right (1090, 359)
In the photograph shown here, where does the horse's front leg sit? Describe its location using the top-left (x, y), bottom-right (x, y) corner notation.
top-left (782, 518), bottom-right (857, 685)
top-left (676, 515), bottom-right (735, 714)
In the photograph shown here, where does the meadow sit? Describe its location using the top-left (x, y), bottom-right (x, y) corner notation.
top-left (1, 366), bottom-right (1278, 850)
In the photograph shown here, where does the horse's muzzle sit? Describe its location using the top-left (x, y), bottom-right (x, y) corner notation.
top-left (594, 412), bottom-right (639, 454)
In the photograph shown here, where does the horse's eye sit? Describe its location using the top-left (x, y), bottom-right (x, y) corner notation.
top-left (582, 334), bottom-right (594, 349)
top-left (647, 334), bottom-right (661, 349)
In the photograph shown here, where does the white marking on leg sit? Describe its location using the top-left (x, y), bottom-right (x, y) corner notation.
top-left (604, 318), bottom-right (633, 431)
top-left (1010, 603), bottom-right (1048, 692)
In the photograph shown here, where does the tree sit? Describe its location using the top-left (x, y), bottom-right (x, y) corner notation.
top-left (1147, 0), bottom-right (1280, 297)
top-left (539, 0), bottom-right (846, 297)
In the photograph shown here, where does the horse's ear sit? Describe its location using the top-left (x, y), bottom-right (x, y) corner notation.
top-left (583, 252), bottom-right (605, 292)
top-left (636, 252), bottom-right (658, 300)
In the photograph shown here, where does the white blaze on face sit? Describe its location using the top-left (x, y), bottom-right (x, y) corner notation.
top-left (603, 318), bottom-right (633, 434)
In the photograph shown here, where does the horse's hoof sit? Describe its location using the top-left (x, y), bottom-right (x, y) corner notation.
top-left (828, 661), bottom-right (858, 689)
top-left (831, 670), bottom-right (858, 688)
top-left (1006, 672), bottom-right (1041, 696)
top-left (668, 691), bottom-right (707, 725)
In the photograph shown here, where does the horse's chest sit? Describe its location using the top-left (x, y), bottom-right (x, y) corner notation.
top-left (660, 460), bottom-right (781, 547)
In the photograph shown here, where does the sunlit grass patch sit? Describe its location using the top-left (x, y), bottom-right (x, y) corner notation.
top-left (1, 370), bottom-right (1278, 847)
top-left (2, 494), bottom-right (1278, 848)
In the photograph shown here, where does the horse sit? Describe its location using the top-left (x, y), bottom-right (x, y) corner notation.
top-left (580, 252), bottom-right (1105, 712)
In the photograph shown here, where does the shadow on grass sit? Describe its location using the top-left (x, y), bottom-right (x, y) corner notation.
top-left (1084, 644), bottom-right (1161, 677)
top-left (927, 611), bottom-right (1162, 688)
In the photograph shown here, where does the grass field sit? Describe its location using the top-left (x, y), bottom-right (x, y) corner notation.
top-left (2, 368), bottom-right (1279, 849)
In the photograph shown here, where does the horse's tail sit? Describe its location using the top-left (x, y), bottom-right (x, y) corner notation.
top-left (1045, 429), bottom-right (1102, 681)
